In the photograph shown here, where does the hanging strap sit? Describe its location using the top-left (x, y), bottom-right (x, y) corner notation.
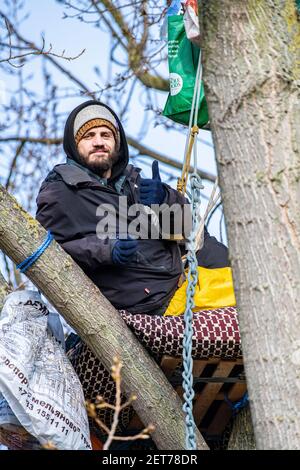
top-left (177, 50), bottom-right (203, 194)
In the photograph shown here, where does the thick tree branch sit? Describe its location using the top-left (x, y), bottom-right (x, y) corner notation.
top-left (140, 0), bottom-right (149, 51)
top-left (94, 0), bottom-right (169, 91)
top-left (91, 0), bottom-right (128, 50)
top-left (227, 406), bottom-right (256, 450)
top-left (94, 0), bottom-right (132, 42)
top-left (0, 184), bottom-right (208, 450)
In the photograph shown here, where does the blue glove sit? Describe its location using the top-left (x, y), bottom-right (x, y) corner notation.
top-left (140, 160), bottom-right (166, 206)
top-left (112, 237), bottom-right (138, 265)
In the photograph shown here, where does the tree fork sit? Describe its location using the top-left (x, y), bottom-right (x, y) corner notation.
top-left (0, 184), bottom-right (208, 450)
top-left (200, 0), bottom-right (300, 449)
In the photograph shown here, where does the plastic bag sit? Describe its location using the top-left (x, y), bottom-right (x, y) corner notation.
top-left (162, 15), bottom-right (208, 127)
top-left (183, 0), bottom-right (200, 46)
top-left (0, 291), bottom-right (91, 450)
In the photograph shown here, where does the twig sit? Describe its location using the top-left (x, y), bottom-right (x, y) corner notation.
top-left (5, 141), bottom-right (25, 189)
top-left (0, 12), bottom-right (85, 67)
top-left (103, 357), bottom-right (123, 450)
top-left (86, 357), bottom-right (155, 450)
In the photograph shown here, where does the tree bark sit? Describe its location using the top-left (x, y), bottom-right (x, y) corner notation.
top-left (227, 406), bottom-right (256, 450)
top-left (0, 184), bottom-right (208, 450)
top-left (200, 0), bottom-right (300, 449)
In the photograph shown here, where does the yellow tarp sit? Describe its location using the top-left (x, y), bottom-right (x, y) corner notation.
top-left (164, 266), bottom-right (236, 316)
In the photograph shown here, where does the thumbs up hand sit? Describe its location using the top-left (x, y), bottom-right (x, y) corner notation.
top-left (139, 160), bottom-right (166, 206)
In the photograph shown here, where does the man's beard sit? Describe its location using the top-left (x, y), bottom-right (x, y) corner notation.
top-left (78, 149), bottom-right (120, 177)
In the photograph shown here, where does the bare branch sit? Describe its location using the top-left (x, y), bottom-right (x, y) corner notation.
top-left (91, 0), bottom-right (128, 50)
top-left (86, 357), bottom-right (154, 450)
top-left (126, 136), bottom-right (216, 182)
top-left (0, 137), bottom-right (62, 145)
top-left (0, 11), bottom-right (85, 66)
top-left (0, 135), bottom-right (216, 182)
top-left (5, 141), bottom-right (25, 189)
top-left (92, 0), bottom-right (169, 91)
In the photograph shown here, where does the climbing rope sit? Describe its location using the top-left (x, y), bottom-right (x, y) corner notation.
top-left (182, 172), bottom-right (202, 449)
top-left (224, 391), bottom-right (249, 416)
top-left (16, 231), bottom-right (53, 273)
top-left (181, 50), bottom-right (204, 450)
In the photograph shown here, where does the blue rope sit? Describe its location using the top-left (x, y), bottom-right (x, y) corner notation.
top-left (16, 231), bottom-right (54, 273)
top-left (224, 391), bottom-right (249, 416)
top-left (182, 173), bottom-right (203, 450)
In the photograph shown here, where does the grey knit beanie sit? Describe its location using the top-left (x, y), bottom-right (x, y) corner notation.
top-left (74, 104), bottom-right (120, 149)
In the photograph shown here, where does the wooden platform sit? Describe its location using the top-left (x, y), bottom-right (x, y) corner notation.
top-left (129, 356), bottom-right (246, 441)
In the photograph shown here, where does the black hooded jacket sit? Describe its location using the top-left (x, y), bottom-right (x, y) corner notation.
top-left (36, 100), bottom-right (190, 314)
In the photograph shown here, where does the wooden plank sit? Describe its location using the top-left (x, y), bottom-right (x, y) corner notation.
top-left (193, 361), bottom-right (236, 426)
top-left (128, 358), bottom-right (244, 434)
top-left (193, 359), bottom-right (213, 376)
top-left (206, 382), bottom-right (247, 436)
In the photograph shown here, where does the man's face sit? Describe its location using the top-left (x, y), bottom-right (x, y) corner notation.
top-left (77, 125), bottom-right (119, 176)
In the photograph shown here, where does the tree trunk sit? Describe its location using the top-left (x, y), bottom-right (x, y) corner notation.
top-left (200, 0), bottom-right (300, 449)
top-left (0, 185), bottom-right (208, 450)
top-left (227, 406), bottom-right (256, 450)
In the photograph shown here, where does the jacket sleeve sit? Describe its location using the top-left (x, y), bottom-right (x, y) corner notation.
top-left (36, 182), bottom-right (113, 270)
top-left (196, 226), bottom-right (229, 268)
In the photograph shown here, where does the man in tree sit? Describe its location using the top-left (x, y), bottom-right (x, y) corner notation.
top-left (36, 100), bottom-right (229, 316)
